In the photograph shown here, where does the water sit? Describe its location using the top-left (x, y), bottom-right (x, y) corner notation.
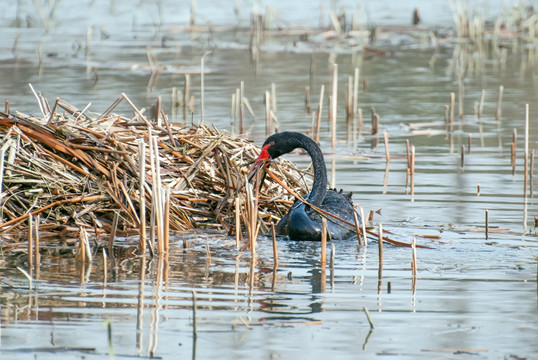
top-left (1, 1), bottom-right (537, 359)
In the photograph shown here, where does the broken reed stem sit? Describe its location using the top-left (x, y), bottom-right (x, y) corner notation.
top-left (353, 211), bottom-right (363, 245)
top-left (363, 307), bottom-right (374, 329)
top-left (485, 209), bottom-right (489, 240)
top-left (461, 145), bottom-right (465, 168)
top-left (496, 85), bottom-right (504, 121)
top-left (378, 223), bottom-right (383, 279)
top-left (315, 85), bottom-right (324, 143)
top-left (321, 217), bottom-right (327, 269)
top-left (235, 197), bottom-right (241, 249)
top-left (330, 63), bottom-right (338, 149)
top-left (271, 222), bottom-right (278, 268)
top-left (138, 139), bottom-right (146, 255)
top-left (511, 128), bottom-right (517, 175)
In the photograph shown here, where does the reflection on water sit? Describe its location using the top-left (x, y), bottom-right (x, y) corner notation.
top-left (1, 0), bottom-right (538, 359)
top-left (1, 232), bottom-right (537, 359)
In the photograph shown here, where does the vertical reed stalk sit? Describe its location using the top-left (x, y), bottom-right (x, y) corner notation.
top-left (265, 91), bottom-right (271, 136)
top-left (200, 51), bottom-right (211, 124)
top-left (411, 237), bottom-right (417, 294)
top-left (479, 89), bottom-right (485, 118)
top-left (330, 63), bottom-right (338, 149)
top-left (305, 86), bottom-right (311, 114)
top-left (184, 74), bottom-right (190, 121)
top-left (530, 150), bottom-right (535, 198)
top-left (321, 217), bottom-right (327, 269)
top-left (353, 211), bottom-right (363, 245)
top-left (0, 148), bottom-right (5, 208)
top-left (164, 186), bottom-right (170, 253)
top-left (28, 214), bottom-right (33, 277)
top-left (315, 85), bottom-right (325, 143)
top-left (271, 83), bottom-right (277, 113)
top-left (461, 145), bottom-right (465, 168)
top-left (485, 209), bottom-right (489, 240)
top-left (240, 81), bottom-right (245, 134)
top-left (138, 139), bottom-right (146, 255)
top-left (272, 223), bottom-right (278, 268)
top-left (496, 85), bottom-right (504, 121)
top-left (524, 104), bottom-right (529, 196)
top-left (235, 197), bottom-right (241, 249)
top-left (352, 67), bottom-right (359, 123)
top-left (34, 215), bottom-right (40, 279)
top-left (378, 223), bottom-right (383, 279)
top-left (383, 130), bottom-right (390, 162)
top-left (360, 207), bottom-right (367, 246)
top-left (512, 128), bottom-right (517, 175)
top-left (449, 92), bottom-right (455, 132)
top-left (410, 145), bottom-right (416, 197)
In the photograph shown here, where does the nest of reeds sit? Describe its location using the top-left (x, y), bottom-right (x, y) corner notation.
top-left (0, 95), bottom-right (310, 246)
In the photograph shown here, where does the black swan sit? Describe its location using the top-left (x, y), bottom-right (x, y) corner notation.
top-left (250, 131), bottom-right (358, 241)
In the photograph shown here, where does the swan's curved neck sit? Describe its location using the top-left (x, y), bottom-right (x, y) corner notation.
top-left (296, 136), bottom-right (327, 207)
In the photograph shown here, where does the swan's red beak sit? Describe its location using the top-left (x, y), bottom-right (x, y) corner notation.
top-left (248, 143), bottom-right (272, 182)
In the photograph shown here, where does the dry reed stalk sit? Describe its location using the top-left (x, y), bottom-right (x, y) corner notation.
top-left (383, 130), bottom-right (390, 162)
top-left (449, 92), bottom-right (455, 132)
top-left (271, 222), bottom-right (278, 268)
top-left (524, 104), bottom-right (530, 197)
top-left (479, 89), bottom-right (485, 118)
top-left (496, 85), bottom-right (504, 121)
top-left (485, 209), bottom-right (489, 240)
top-left (240, 81), bottom-right (245, 134)
top-left (531, 150), bottom-right (535, 198)
top-left (271, 83), bottom-right (277, 113)
top-left (34, 214), bottom-right (40, 279)
top-left (235, 197), bottom-right (241, 249)
top-left (200, 51), bottom-right (211, 124)
top-left (411, 237), bottom-right (417, 295)
top-left (305, 86), bottom-right (311, 114)
top-left (359, 206), bottom-right (368, 246)
top-left (363, 307), bottom-right (374, 329)
top-left (371, 108), bottom-right (379, 135)
top-left (138, 139), bottom-right (147, 255)
top-left (330, 63), bottom-right (338, 149)
top-left (410, 145), bottom-right (416, 197)
top-left (352, 68), bottom-right (359, 123)
top-left (164, 186), bottom-right (170, 253)
top-left (0, 148), bottom-right (5, 207)
top-left (184, 74), bottom-right (190, 121)
top-left (321, 217), bottom-right (327, 269)
top-left (4, 99), bottom-right (8, 113)
top-left (511, 128), bottom-right (517, 175)
top-left (378, 223), bottom-right (383, 279)
top-left (353, 211), bottom-right (363, 245)
top-left (468, 134), bottom-right (472, 153)
top-left (265, 91), bottom-right (271, 136)
top-left (461, 145), bottom-right (465, 168)
top-left (358, 107), bottom-right (363, 134)
top-left (315, 85), bottom-right (325, 143)
top-left (477, 183), bottom-right (481, 196)
top-left (28, 214), bottom-right (33, 277)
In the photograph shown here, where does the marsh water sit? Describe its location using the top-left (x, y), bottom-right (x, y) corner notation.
top-left (1, 1), bottom-right (537, 359)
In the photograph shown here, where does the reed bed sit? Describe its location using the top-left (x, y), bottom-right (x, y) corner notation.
top-left (0, 96), bottom-right (308, 251)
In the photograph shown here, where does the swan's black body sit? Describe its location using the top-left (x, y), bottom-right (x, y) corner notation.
top-left (250, 132), bottom-right (358, 241)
